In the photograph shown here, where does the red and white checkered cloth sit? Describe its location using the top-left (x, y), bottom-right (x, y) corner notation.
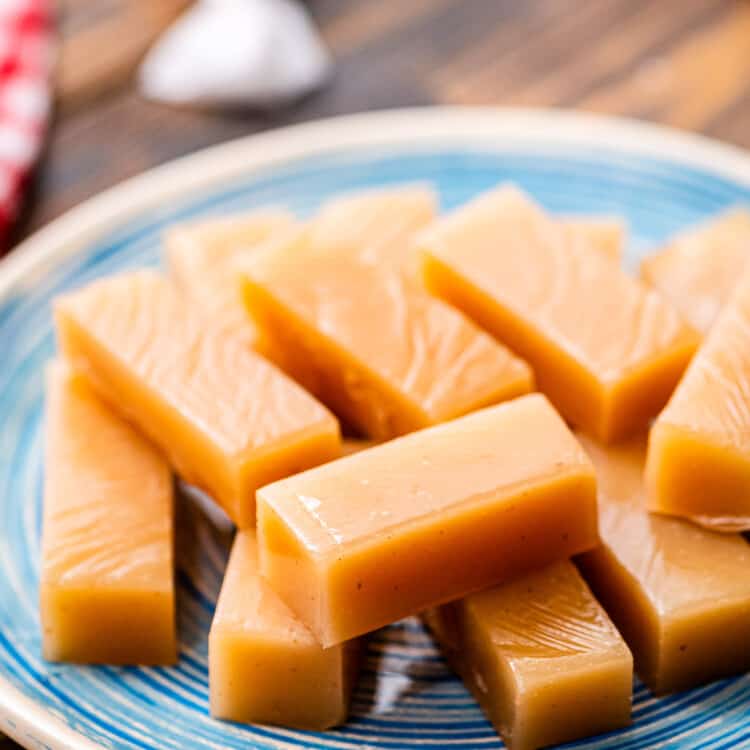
top-left (0, 0), bottom-right (53, 252)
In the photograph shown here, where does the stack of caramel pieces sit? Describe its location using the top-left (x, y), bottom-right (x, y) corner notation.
top-left (40, 186), bottom-right (750, 750)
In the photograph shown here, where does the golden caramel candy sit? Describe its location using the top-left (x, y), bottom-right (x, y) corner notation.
top-left (419, 186), bottom-right (698, 442)
top-left (55, 271), bottom-right (340, 528)
top-left (641, 208), bottom-right (750, 334)
top-left (209, 532), bottom-right (359, 729)
top-left (646, 267), bottom-right (750, 531)
top-left (424, 560), bottom-right (632, 750)
top-left (165, 209), bottom-right (293, 348)
top-left (245, 187), bottom-right (444, 383)
top-left (579, 435), bottom-right (750, 693)
top-left (258, 393), bottom-right (598, 646)
top-left (243, 203), bottom-right (533, 439)
top-left (41, 361), bottom-right (176, 665)
top-left (309, 185), bottom-right (437, 267)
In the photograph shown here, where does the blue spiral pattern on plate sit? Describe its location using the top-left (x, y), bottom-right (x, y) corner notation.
top-left (2, 145), bottom-right (750, 749)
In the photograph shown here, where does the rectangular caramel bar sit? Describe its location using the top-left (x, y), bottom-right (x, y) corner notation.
top-left (307, 185), bottom-right (437, 265)
top-left (55, 271), bottom-right (340, 528)
top-left (258, 393), bottom-right (598, 646)
top-left (165, 209), bottom-right (293, 348)
top-left (646, 266), bottom-right (750, 531)
top-left (314, 187), bottom-right (622, 268)
top-left (419, 186), bottom-right (698, 442)
top-left (579, 434), bottom-right (750, 693)
top-left (641, 208), bottom-right (750, 334)
top-left (424, 560), bottom-right (632, 750)
top-left (243, 194), bottom-right (533, 439)
top-left (209, 532), bottom-right (359, 729)
top-left (41, 361), bottom-right (176, 664)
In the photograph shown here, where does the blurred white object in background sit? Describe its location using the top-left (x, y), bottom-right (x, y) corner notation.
top-left (139, 0), bottom-right (331, 109)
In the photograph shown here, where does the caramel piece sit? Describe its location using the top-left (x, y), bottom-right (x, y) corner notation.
top-left (41, 361), bottom-right (176, 665)
top-left (241, 187), bottom-right (448, 411)
top-left (579, 435), bottom-right (750, 693)
top-left (209, 532), bottom-right (359, 729)
top-left (243, 204), bottom-right (533, 439)
top-left (419, 185), bottom-right (698, 442)
top-left (316, 187), bottom-right (620, 270)
top-left (646, 267), bottom-right (750, 531)
top-left (55, 271), bottom-right (340, 528)
top-left (641, 208), bottom-right (750, 334)
top-left (424, 561), bottom-right (632, 750)
top-left (563, 216), bottom-right (626, 263)
top-left (165, 209), bottom-right (293, 348)
top-left (258, 393), bottom-right (598, 646)
top-left (309, 185), bottom-right (437, 266)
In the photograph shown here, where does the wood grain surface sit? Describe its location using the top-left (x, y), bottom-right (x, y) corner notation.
top-left (1, 0), bottom-right (749, 744)
top-left (56, 0), bottom-right (191, 111)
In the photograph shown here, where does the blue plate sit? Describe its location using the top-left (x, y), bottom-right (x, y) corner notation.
top-left (2, 108), bottom-right (750, 749)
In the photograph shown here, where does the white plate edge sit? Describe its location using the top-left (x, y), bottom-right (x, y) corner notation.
top-left (1, 678), bottom-right (100, 750)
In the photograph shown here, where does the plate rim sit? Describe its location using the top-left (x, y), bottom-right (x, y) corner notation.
top-left (2, 105), bottom-right (750, 750)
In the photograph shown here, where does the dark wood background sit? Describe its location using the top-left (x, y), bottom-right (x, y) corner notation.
top-left (3, 0), bottom-right (750, 746)
top-left (12, 0), bottom-right (750, 247)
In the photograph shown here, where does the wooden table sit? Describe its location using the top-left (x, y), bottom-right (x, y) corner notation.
top-left (2, 0), bottom-right (749, 746)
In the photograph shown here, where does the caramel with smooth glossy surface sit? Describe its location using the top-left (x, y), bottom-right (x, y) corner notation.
top-left (419, 186), bottom-right (698, 442)
top-left (243, 191), bottom-right (533, 439)
top-left (641, 208), bottom-right (750, 334)
top-left (209, 532), bottom-right (359, 729)
top-left (579, 435), bottom-right (750, 693)
top-left (308, 185), bottom-right (437, 269)
top-left (424, 560), bottom-right (632, 750)
top-left (41, 361), bottom-right (176, 665)
top-left (55, 271), bottom-right (340, 528)
top-left (646, 267), bottom-right (750, 531)
top-left (258, 393), bottom-right (598, 646)
top-left (165, 209), bottom-right (293, 348)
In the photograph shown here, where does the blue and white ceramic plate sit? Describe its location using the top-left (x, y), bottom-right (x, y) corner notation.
top-left (2, 108), bottom-right (750, 750)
